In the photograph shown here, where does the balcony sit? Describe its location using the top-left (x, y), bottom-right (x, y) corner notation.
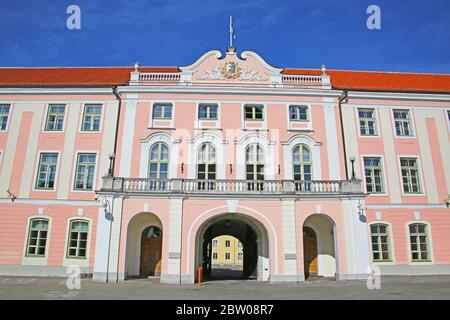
top-left (99, 177), bottom-right (363, 196)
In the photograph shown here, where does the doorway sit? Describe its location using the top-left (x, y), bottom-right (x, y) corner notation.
top-left (303, 226), bottom-right (318, 278)
top-left (140, 226), bottom-right (162, 277)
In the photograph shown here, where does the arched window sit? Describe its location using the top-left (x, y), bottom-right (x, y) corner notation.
top-left (67, 220), bottom-right (89, 258)
top-left (370, 224), bottom-right (391, 262)
top-left (197, 143), bottom-right (216, 190)
top-left (293, 144), bottom-right (312, 191)
top-left (409, 223), bottom-right (430, 262)
top-left (148, 142), bottom-right (169, 190)
top-left (26, 218), bottom-right (49, 257)
top-left (246, 144), bottom-right (264, 190)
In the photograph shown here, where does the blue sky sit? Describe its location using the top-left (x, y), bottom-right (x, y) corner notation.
top-left (0, 0), bottom-right (449, 73)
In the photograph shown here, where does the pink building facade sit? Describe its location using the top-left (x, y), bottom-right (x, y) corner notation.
top-left (0, 48), bottom-right (449, 283)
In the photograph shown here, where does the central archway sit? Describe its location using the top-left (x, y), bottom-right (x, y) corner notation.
top-left (194, 213), bottom-right (270, 282)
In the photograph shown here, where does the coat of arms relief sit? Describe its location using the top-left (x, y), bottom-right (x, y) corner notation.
top-left (196, 61), bottom-right (269, 81)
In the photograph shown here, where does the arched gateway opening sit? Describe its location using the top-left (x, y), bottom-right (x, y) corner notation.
top-left (303, 214), bottom-right (337, 279)
top-left (194, 213), bottom-right (270, 282)
top-left (126, 212), bottom-right (163, 279)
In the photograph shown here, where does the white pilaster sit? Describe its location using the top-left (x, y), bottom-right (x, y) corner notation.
top-left (281, 199), bottom-right (297, 279)
top-left (119, 95), bottom-right (138, 177)
top-left (323, 100), bottom-right (341, 180)
top-left (162, 197), bottom-right (184, 283)
top-left (92, 196), bottom-right (113, 282)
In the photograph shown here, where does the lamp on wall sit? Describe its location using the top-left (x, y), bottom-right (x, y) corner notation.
top-left (349, 155), bottom-right (356, 180)
top-left (229, 164), bottom-right (233, 174)
top-left (445, 196), bottom-right (450, 208)
top-left (103, 199), bottom-right (113, 221)
top-left (181, 163), bottom-right (184, 174)
top-left (107, 152), bottom-right (115, 177)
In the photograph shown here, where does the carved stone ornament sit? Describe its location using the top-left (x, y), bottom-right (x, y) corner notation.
top-left (196, 62), bottom-right (268, 81)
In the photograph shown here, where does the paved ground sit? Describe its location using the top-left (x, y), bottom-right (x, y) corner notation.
top-left (0, 275), bottom-right (450, 300)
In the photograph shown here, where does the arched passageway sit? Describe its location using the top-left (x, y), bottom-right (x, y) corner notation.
top-left (194, 213), bottom-right (270, 282)
top-left (125, 212), bottom-right (163, 279)
top-left (303, 214), bottom-right (337, 279)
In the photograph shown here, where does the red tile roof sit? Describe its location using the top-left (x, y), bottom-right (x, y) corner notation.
top-left (0, 67), bottom-right (179, 87)
top-left (0, 65), bottom-right (449, 93)
top-left (284, 68), bottom-right (450, 93)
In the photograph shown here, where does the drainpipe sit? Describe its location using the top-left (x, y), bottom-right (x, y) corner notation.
top-left (338, 89), bottom-right (349, 180)
top-left (112, 86), bottom-right (122, 177)
top-left (111, 86), bottom-right (125, 282)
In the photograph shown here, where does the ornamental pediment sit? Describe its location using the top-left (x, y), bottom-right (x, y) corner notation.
top-left (179, 49), bottom-right (283, 85)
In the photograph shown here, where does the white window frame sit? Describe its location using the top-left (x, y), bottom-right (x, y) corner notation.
top-left (43, 103), bottom-right (67, 132)
top-left (398, 156), bottom-right (425, 196)
top-left (33, 151), bottom-right (60, 192)
top-left (194, 101), bottom-right (221, 130)
top-left (22, 215), bottom-right (53, 266)
top-left (369, 222), bottom-right (393, 262)
top-left (360, 154), bottom-right (388, 196)
top-left (72, 152), bottom-right (98, 192)
top-left (235, 133), bottom-right (275, 180)
top-left (152, 103), bottom-right (173, 120)
top-left (392, 108), bottom-right (415, 138)
top-left (0, 103), bottom-right (12, 132)
top-left (289, 105), bottom-right (309, 122)
top-left (362, 156), bottom-right (386, 194)
top-left (446, 109), bottom-right (450, 133)
top-left (63, 217), bottom-right (92, 267)
top-left (282, 135), bottom-right (322, 180)
top-left (368, 221), bottom-right (396, 265)
top-left (149, 102), bottom-right (175, 129)
top-left (198, 103), bottom-right (219, 120)
top-left (80, 103), bottom-right (103, 133)
top-left (287, 103), bottom-right (313, 131)
top-left (241, 102), bottom-right (267, 130)
top-left (406, 221), bottom-right (434, 264)
top-left (139, 133), bottom-right (179, 179)
top-left (357, 107), bottom-right (379, 136)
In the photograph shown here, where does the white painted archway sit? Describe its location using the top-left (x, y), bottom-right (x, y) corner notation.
top-left (125, 212), bottom-right (163, 278)
top-left (303, 214), bottom-right (337, 277)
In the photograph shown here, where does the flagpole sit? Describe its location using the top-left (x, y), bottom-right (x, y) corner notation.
top-left (229, 16), bottom-right (233, 48)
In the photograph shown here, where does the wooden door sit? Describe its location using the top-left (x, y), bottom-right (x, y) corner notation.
top-left (303, 227), bottom-right (318, 276)
top-left (140, 226), bottom-right (162, 276)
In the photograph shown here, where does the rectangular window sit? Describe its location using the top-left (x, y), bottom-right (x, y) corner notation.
top-left (393, 109), bottom-right (413, 136)
top-left (225, 253), bottom-right (231, 260)
top-left (238, 253), bottom-right (243, 260)
top-left (244, 105), bottom-right (264, 120)
top-left (26, 219), bottom-right (49, 257)
top-left (213, 253), bottom-right (218, 260)
top-left (237, 241), bottom-right (242, 247)
top-left (198, 104), bottom-right (218, 120)
top-left (35, 153), bottom-right (58, 190)
top-left (225, 240), bottom-right (231, 247)
top-left (0, 104), bottom-right (10, 131)
top-left (212, 240), bottom-right (218, 247)
top-left (153, 104), bottom-right (173, 119)
top-left (289, 105), bottom-right (308, 121)
top-left (363, 157), bottom-right (384, 193)
top-left (370, 224), bottom-right (390, 262)
top-left (67, 220), bottom-right (89, 258)
top-left (409, 224), bottom-right (429, 261)
top-left (400, 157), bottom-right (422, 193)
top-left (81, 104), bottom-right (102, 131)
top-left (74, 153), bottom-right (96, 190)
top-left (45, 104), bottom-right (66, 131)
top-left (358, 108), bottom-right (377, 136)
